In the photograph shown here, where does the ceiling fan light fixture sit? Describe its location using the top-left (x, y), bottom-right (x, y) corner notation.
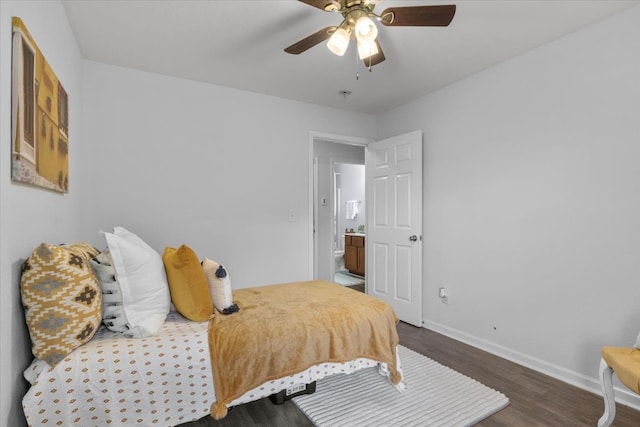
top-left (288, 2), bottom-right (456, 68)
top-left (354, 16), bottom-right (378, 43)
top-left (357, 39), bottom-right (379, 60)
top-left (327, 27), bottom-right (351, 56)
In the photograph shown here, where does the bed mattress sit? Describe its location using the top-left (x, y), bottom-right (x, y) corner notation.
top-left (23, 311), bottom-right (383, 427)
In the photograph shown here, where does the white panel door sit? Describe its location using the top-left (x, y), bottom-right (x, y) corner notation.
top-left (365, 130), bottom-right (423, 326)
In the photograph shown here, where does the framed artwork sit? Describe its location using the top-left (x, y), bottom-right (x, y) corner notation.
top-left (11, 17), bottom-right (69, 193)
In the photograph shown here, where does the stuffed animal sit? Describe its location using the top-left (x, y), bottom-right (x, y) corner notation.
top-left (202, 258), bottom-right (238, 315)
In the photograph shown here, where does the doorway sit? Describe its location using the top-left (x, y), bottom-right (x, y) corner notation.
top-left (309, 132), bottom-right (370, 290)
top-left (309, 131), bottom-right (424, 325)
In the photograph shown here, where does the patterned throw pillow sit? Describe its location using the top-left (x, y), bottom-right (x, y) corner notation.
top-left (21, 242), bottom-right (102, 367)
top-left (90, 250), bottom-right (133, 335)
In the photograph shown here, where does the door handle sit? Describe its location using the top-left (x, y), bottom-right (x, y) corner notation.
top-left (409, 235), bottom-right (418, 242)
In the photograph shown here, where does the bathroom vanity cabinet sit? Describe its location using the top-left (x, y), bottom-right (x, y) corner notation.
top-left (344, 234), bottom-right (365, 277)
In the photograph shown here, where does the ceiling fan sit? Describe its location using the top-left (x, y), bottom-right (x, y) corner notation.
top-left (284, 0), bottom-right (456, 67)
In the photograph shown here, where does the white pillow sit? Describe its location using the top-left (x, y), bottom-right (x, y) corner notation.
top-left (102, 227), bottom-right (170, 337)
top-left (202, 258), bottom-right (233, 313)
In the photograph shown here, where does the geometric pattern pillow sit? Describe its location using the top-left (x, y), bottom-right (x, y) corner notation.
top-left (90, 250), bottom-right (134, 335)
top-left (21, 242), bottom-right (102, 367)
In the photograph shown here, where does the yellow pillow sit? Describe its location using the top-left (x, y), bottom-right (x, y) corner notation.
top-left (162, 245), bottom-right (213, 321)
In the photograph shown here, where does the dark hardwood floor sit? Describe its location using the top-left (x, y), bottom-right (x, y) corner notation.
top-left (181, 321), bottom-right (640, 427)
top-left (397, 323), bottom-right (639, 427)
top-left (346, 283), bottom-right (365, 293)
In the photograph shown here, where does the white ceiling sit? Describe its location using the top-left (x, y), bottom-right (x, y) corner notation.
top-left (62, 0), bottom-right (639, 115)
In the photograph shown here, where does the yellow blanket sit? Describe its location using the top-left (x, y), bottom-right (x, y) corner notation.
top-left (208, 280), bottom-right (401, 419)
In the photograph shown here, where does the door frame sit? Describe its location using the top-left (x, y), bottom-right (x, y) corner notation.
top-left (308, 131), bottom-right (372, 280)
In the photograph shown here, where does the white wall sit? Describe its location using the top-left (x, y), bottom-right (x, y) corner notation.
top-left (0, 2), bottom-right (85, 426)
top-left (79, 61), bottom-right (376, 289)
top-left (376, 4), bottom-right (640, 405)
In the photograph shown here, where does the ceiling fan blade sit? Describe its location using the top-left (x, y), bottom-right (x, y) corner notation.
top-left (362, 40), bottom-right (385, 67)
top-left (298, 0), bottom-right (342, 12)
top-left (284, 26), bottom-right (337, 55)
top-left (380, 5), bottom-right (456, 27)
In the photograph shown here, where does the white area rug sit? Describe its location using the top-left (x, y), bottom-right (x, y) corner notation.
top-left (292, 346), bottom-right (509, 427)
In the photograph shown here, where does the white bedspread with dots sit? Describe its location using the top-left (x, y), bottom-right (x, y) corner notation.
top-left (23, 311), bottom-right (382, 427)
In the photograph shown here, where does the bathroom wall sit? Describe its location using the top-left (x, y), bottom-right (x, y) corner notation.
top-left (336, 162), bottom-right (365, 249)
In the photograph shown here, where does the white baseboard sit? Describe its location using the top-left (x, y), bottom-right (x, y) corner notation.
top-left (422, 319), bottom-right (640, 411)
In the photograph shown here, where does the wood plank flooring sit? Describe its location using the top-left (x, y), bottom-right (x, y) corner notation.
top-left (397, 322), bottom-right (640, 427)
top-left (180, 321), bottom-right (640, 427)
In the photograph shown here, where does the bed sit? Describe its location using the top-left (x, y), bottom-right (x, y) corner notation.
top-left (22, 280), bottom-right (403, 427)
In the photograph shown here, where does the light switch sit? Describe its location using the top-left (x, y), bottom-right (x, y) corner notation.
top-left (321, 196), bottom-right (327, 206)
top-left (288, 209), bottom-right (297, 222)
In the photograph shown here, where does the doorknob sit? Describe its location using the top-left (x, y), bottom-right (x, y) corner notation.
top-left (409, 235), bottom-right (418, 242)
